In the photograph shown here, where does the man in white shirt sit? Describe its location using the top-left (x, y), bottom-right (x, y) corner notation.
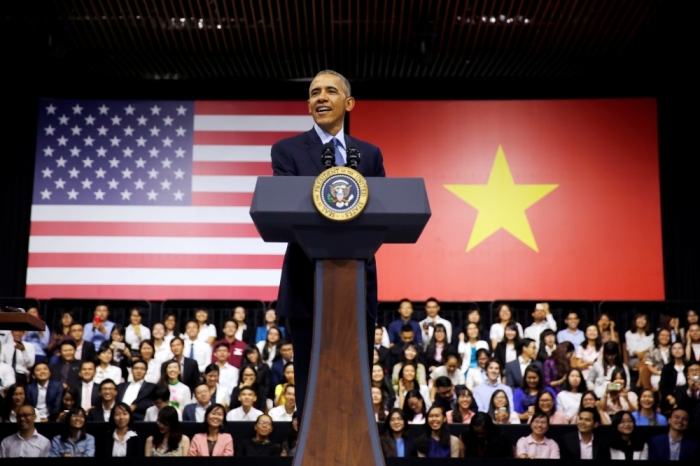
top-left (418, 297), bottom-right (453, 344)
top-left (226, 386), bottom-right (263, 421)
top-left (213, 343), bottom-right (239, 394)
top-left (116, 360), bottom-right (155, 421)
top-left (0, 351), bottom-right (16, 398)
top-left (1, 331), bottom-right (35, 386)
top-left (524, 303), bottom-right (557, 348)
top-left (505, 338), bottom-right (543, 388)
top-left (183, 321), bottom-right (211, 372)
top-left (144, 385), bottom-right (182, 421)
top-left (183, 382), bottom-right (212, 422)
top-left (268, 384), bottom-right (296, 422)
top-left (78, 361), bottom-right (99, 411)
top-left (0, 405), bottom-right (50, 457)
top-left (27, 362), bottom-right (62, 421)
top-left (87, 379), bottom-right (117, 422)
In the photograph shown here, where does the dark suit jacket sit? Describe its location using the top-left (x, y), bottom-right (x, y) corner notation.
top-left (505, 359), bottom-right (543, 388)
top-left (560, 431), bottom-right (611, 460)
top-left (648, 433), bottom-right (698, 461)
top-left (79, 341), bottom-right (96, 362)
top-left (162, 357), bottom-right (200, 392)
top-left (389, 341), bottom-right (425, 368)
top-left (270, 357), bottom-right (293, 390)
top-left (182, 403), bottom-right (211, 422)
top-left (50, 359), bottom-right (82, 388)
top-left (97, 431), bottom-right (144, 457)
top-left (375, 346), bottom-right (391, 371)
top-left (26, 379), bottom-right (63, 414)
top-left (673, 385), bottom-right (700, 414)
top-left (116, 381), bottom-right (156, 421)
top-left (79, 381), bottom-right (102, 409)
top-left (380, 435), bottom-right (416, 457)
top-left (271, 128), bottom-right (385, 319)
top-left (87, 402), bottom-right (114, 422)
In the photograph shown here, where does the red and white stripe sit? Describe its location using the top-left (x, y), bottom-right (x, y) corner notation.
top-left (26, 101), bottom-right (313, 300)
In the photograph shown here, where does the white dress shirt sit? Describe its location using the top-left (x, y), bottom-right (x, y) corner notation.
top-left (153, 340), bottom-right (174, 364)
top-left (524, 315), bottom-right (557, 348)
top-left (184, 339), bottom-right (210, 372)
top-left (0, 363), bottom-right (16, 397)
top-left (2, 343), bottom-right (35, 376)
top-left (196, 324), bottom-right (218, 346)
top-left (194, 403), bottom-right (209, 422)
top-left (94, 364), bottom-right (122, 385)
top-left (217, 363), bottom-right (239, 393)
top-left (125, 325), bottom-right (151, 350)
top-left (226, 406), bottom-right (263, 421)
top-left (144, 405), bottom-right (182, 422)
top-left (624, 331), bottom-right (654, 358)
top-left (102, 401), bottom-right (115, 422)
top-left (213, 383), bottom-right (231, 407)
top-left (111, 430), bottom-right (138, 457)
top-left (256, 341), bottom-right (278, 368)
top-left (418, 316), bottom-right (453, 344)
top-left (35, 383), bottom-right (49, 420)
top-left (268, 405), bottom-right (296, 422)
top-left (579, 433), bottom-right (593, 459)
top-left (489, 322), bottom-right (524, 344)
top-left (0, 429), bottom-right (51, 458)
top-left (556, 390), bottom-right (582, 421)
top-left (121, 379), bottom-right (144, 406)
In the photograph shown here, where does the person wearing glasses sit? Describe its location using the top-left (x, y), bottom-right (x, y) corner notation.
top-left (0, 404), bottom-right (50, 457)
top-left (235, 414), bottom-right (281, 457)
top-left (49, 407), bottom-right (95, 457)
top-left (515, 410), bottom-right (560, 459)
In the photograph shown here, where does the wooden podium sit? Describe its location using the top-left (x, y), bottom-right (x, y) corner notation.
top-left (251, 177), bottom-right (430, 466)
top-left (0, 312), bottom-right (46, 331)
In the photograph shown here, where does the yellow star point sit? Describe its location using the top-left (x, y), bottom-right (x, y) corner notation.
top-left (445, 146), bottom-right (558, 252)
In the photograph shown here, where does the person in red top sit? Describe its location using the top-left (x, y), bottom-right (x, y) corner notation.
top-left (211, 320), bottom-right (247, 369)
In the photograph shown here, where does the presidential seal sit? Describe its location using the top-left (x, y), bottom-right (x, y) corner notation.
top-left (312, 166), bottom-right (369, 221)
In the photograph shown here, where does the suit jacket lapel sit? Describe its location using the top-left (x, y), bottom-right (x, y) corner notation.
top-left (304, 128), bottom-right (326, 174)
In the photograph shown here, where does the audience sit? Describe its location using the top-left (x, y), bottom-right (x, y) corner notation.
top-left (144, 385), bottom-right (181, 422)
top-left (686, 323), bottom-right (700, 363)
top-left (401, 389), bottom-right (428, 424)
top-left (269, 384), bottom-right (296, 422)
top-left (116, 360), bottom-right (156, 421)
top-left (213, 319), bottom-right (248, 369)
top-left (3, 330), bottom-right (34, 387)
top-left (678, 310), bottom-right (698, 346)
top-left (151, 323), bottom-right (174, 363)
top-left (87, 379), bottom-right (117, 422)
top-left (211, 345), bottom-right (238, 396)
top-left (505, 338), bottom-right (542, 388)
top-left (587, 341), bottom-right (630, 398)
top-left (50, 387), bottom-right (79, 422)
top-left (556, 368), bottom-right (587, 423)
top-left (82, 304), bottom-right (115, 348)
top-left (183, 321), bottom-right (211, 373)
top-left (516, 410), bottom-right (560, 458)
top-left (473, 358), bottom-right (514, 412)
top-left (458, 323), bottom-right (489, 378)
top-left (134, 340), bottom-right (160, 383)
top-left (194, 308), bottom-right (218, 347)
top-left (597, 312), bottom-right (619, 344)
top-left (50, 340), bottom-right (81, 388)
top-left (560, 407), bottom-right (611, 459)
top-left (608, 410), bottom-right (648, 459)
top-left (513, 365), bottom-right (555, 421)
top-left (537, 329), bottom-right (558, 362)
top-left (280, 411), bottom-right (298, 457)
top-left (463, 349), bottom-right (488, 390)
top-left (167, 337), bottom-right (200, 391)
top-left (415, 406), bottom-right (463, 457)
top-left (124, 308), bottom-right (151, 351)
top-left (226, 386), bottom-right (263, 421)
top-left (395, 362), bottom-right (430, 411)
top-left (625, 313), bottom-right (654, 377)
top-left (640, 327), bottom-right (671, 390)
top-left (1, 384), bottom-right (28, 423)
top-left (0, 404), bottom-right (50, 457)
top-left (46, 312), bottom-right (75, 365)
top-left (145, 405), bottom-right (190, 456)
top-left (487, 389), bottom-right (520, 425)
top-left (49, 407), bottom-right (95, 457)
top-left (68, 322), bottom-right (96, 363)
top-left (419, 298), bottom-right (453, 344)
top-left (489, 303), bottom-right (524, 351)
top-left (158, 360), bottom-right (192, 414)
top-left (26, 362), bottom-right (62, 422)
top-left (494, 322), bottom-right (521, 371)
top-left (188, 403), bottom-right (233, 456)
top-left (544, 342), bottom-right (574, 393)
top-left (660, 341), bottom-right (688, 412)
top-left (235, 414), bottom-right (280, 457)
top-left (388, 300), bottom-right (423, 345)
top-left (446, 386), bottom-right (475, 424)
top-left (254, 309), bottom-right (285, 345)
top-left (557, 311), bottom-right (585, 349)
top-left (391, 344), bottom-right (427, 391)
top-left (94, 343), bottom-right (122, 385)
top-left (534, 390), bottom-right (567, 425)
top-left (572, 324), bottom-right (603, 380)
top-left (183, 382), bottom-right (213, 422)
top-left (603, 368), bottom-right (639, 415)
top-left (524, 303), bottom-right (557, 347)
top-left (649, 407), bottom-right (698, 460)
top-left (99, 402), bottom-right (142, 457)
top-left (633, 388), bottom-right (667, 426)
top-left (381, 408), bottom-right (415, 458)
top-left (424, 324), bottom-right (455, 372)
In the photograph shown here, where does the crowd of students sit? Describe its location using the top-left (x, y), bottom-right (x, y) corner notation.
top-left (0, 300), bottom-right (698, 459)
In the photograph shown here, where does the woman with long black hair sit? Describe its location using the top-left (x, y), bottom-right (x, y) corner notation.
top-left (608, 411), bottom-right (649, 460)
top-left (380, 408), bottom-right (416, 458)
top-left (415, 406), bottom-right (462, 458)
top-left (49, 407), bottom-right (95, 457)
top-left (424, 323), bottom-right (455, 372)
top-left (446, 386), bottom-right (475, 424)
top-left (587, 341), bottom-right (631, 397)
top-left (99, 402), bottom-right (143, 457)
top-left (145, 405), bottom-right (190, 456)
top-left (188, 404), bottom-right (233, 456)
top-left (463, 412), bottom-right (513, 458)
top-left (401, 388), bottom-right (428, 424)
top-left (242, 345), bottom-right (271, 398)
top-left (659, 341), bottom-right (687, 413)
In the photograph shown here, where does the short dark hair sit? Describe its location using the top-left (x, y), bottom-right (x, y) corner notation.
top-left (33, 361), bottom-right (50, 372)
top-left (400, 324), bottom-right (414, 334)
top-left (131, 360), bottom-right (148, 370)
top-left (279, 340), bottom-right (292, 348)
top-left (685, 361), bottom-right (700, 375)
top-left (239, 385), bottom-right (257, 395)
top-left (152, 385), bottom-right (170, 402)
top-left (565, 310), bottom-right (579, 319)
top-left (399, 298), bottom-right (412, 307)
top-left (517, 338), bottom-right (535, 355)
top-left (578, 407), bottom-right (601, 424)
top-left (485, 358), bottom-right (501, 371)
top-left (69, 322), bottom-right (83, 329)
top-left (223, 318), bottom-right (238, 329)
top-left (60, 339), bottom-right (77, 349)
top-left (79, 360), bottom-right (95, 370)
top-left (170, 336), bottom-right (184, 346)
top-left (530, 410), bottom-right (549, 425)
top-left (434, 376), bottom-right (453, 389)
top-left (425, 297), bottom-right (439, 306)
top-left (100, 379), bottom-right (117, 391)
top-left (194, 381), bottom-right (209, 392)
top-left (213, 342), bottom-right (230, 352)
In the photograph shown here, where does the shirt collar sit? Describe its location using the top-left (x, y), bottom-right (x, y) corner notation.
top-left (578, 432), bottom-right (594, 445)
top-left (17, 429), bottom-right (39, 440)
top-left (527, 435), bottom-right (549, 445)
top-left (314, 123), bottom-right (346, 149)
top-left (131, 379), bottom-right (144, 386)
top-left (113, 430), bottom-right (138, 442)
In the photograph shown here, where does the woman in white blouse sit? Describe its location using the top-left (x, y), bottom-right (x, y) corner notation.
top-left (257, 326), bottom-right (282, 368)
top-left (151, 323), bottom-right (174, 364)
top-left (489, 303), bottom-right (523, 350)
top-left (104, 402), bottom-right (142, 457)
top-left (129, 340), bottom-right (161, 384)
top-left (587, 341), bottom-right (631, 398)
top-left (556, 368), bottom-right (587, 423)
top-left (572, 324), bottom-right (603, 380)
top-left (125, 308), bottom-right (151, 351)
top-left (158, 360), bottom-right (192, 414)
top-left (94, 344), bottom-right (123, 385)
top-left (624, 313), bottom-right (654, 373)
top-left (194, 308), bottom-right (217, 347)
top-left (458, 323), bottom-right (489, 378)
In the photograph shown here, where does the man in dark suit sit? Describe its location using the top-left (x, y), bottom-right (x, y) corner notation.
top-left (69, 322), bottom-right (96, 362)
top-left (116, 360), bottom-right (155, 421)
top-left (87, 379), bottom-right (117, 422)
top-left (271, 70), bottom-right (386, 419)
top-left (26, 362), bottom-right (63, 421)
top-left (183, 382), bottom-right (212, 422)
top-left (560, 407), bottom-right (610, 459)
top-left (270, 340), bottom-right (294, 391)
top-left (163, 337), bottom-right (200, 391)
top-left (505, 338), bottom-right (542, 388)
top-left (671, 362), bottom-right (700, 414)
top-left (649, 407), bottom-right (698, 460)
top-left (77, 361), bottom-right (101, 411)
top-left (50, 340), bottom-right (82, 389)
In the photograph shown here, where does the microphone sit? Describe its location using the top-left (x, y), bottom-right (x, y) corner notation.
top-left (321, 142), bottom-right (335, 170)
top-left (346, 146), bottom-right (361, 170)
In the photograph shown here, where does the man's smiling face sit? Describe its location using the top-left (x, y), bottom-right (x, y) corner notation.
top-left (308, 73), bottom-right (354, 134)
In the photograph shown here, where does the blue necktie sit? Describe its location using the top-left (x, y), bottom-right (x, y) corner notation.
top-left (189, 343), bottom-right (194, 359)
top-left (333, 137), bottom-right (344, 166)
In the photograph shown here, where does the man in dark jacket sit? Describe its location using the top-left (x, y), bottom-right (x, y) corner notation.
top-left (559, 407), bottom-right (610, 459)
top-left (116, 360), bottom-right (155, 421)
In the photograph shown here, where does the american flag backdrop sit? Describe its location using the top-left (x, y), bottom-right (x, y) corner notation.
top-left (28, 99), bottom-right (313, 300)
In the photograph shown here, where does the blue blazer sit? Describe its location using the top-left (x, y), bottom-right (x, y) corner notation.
top-left (648, 434), bottom-right (698, 461)
top-left (271, 128), bottom-right (386, 319)
top-left (26, 379), bottom-right (63, 415)
top-left (182, 403), bottom-right (211, 422)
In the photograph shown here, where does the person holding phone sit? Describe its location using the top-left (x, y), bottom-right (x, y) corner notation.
top-left (603, 368), bottom-right (638, 416)
top-left (83, 304), bottom-right (115, 348)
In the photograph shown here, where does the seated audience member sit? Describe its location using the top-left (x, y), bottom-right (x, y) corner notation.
top-left (447, 386), bottom-right (475, 424)
top-left (211, 344), bottom-right (239, 394)
top-left (257, 326), bottom-right (282, 369)
top-left (145, 406), bottom-right (190, 456)
top-left (513, 365), bottom-right (556, 421)
top-left (488, 389), bottom-right (520, 425)
top-left (0, 404), bottom-right (50, 457)
top-left (524, 303), bottom-right (557, 348)
top-left (183, 320), bottom-right (211, 373)
top-left (254, 308), bottom-right (286, 344)
top-left (83, 304), bottom-right (115, 348)
top-left (226, 386), bottom-right (263, 421)
top-left (415, 406), bottom-right (463, 458)
top-left (203, 364), bottom-right (231, 408)
top-left (640, 328), bottom-right (671, 390)
top-left (489, 303), bottom-right (524, 351)
top-left (648, 407), bottom-right (698, 461)
top-left (50, 407), bottom-right (95, 457)
top-left (391, 343), bottom-right (427, 390)
top-left (381, 408), bottom-right (415, 458)
top-left (402, 389), bottom-right (428, 424)
top-left (280, 411), bottom-right (299, 457)
top-left (463, 412), bottom-right (513, 458)
top-left (236, 414), bottom-right (281, 457)
top-left (134, 340), bottom-right (160, 384)
top-left (625, 313), bottom-right (654, 376)
top-left (194, 308), bottom-right (218, 347)
top-left (4, 330), bottom-right (34, 386)
top-left (544, 342), bottom-right (574, 393)
top-left (685, 324), bottom-right (700, 363)
top-left (494, 322), bottom-right (521, 370)
top-left (1, 384), bottom-right (29, 423)
top-left (229, 365), bottom-right (267, 412)
top-left (419, 298), bottom-right (453, 344)
top-left (270, 340), bottom-right (294, 389)
top-left (116, 360), bottom-right (155, 421)
top-left (424, 324), bottom-right (455, 373)
top-left (26, 362), bottom-right (63, 421)
top-left (50, 340), bottom-right (82, 389)
top-left (455, 308), bottom-right (489, 344)
top-left (679, 310), bottom-right (698, 346)
top-left (372, 364), bottom-right (396, 410)
top-left (22, 308), bottom-right (49, 365)
top-left (105, 324), bottom-right (132, 377)
top-left (670, 361), bottom-right (700, 414)
top-left (125, 308), bottom-right (151, 351)
top-left (658, 311), bottom-right (681, 344)
top-left (464, 349), bottom-right (488, 390)
top-left (46, 311), bottom-right (75, 365)
top-left (389, 326), bottom-right (424, 369)
top-left (213, 319), bottom-right (248, 369)
top-left (87, 379), bottom-right (117, 422)
top-left (557, 368), bottom-right (587, 423)
top-left (537, 329), bottom-right (558, 362)
top-left (560, 407), bottom-right (611, 459)
top-left (163, 312), bottom-right (180, 340)
top-left (557, 311), bottom-right (585, 350)
top-left (77, 361), bottom-right (99, 412)
top-left (68, 322), bottom-right (96, 363)
top-left (505, 338), bottom-right (542, 389)
top-left (374, 327), bottom-right (391, 371)
top-left (99, 402), bottom-right (142, 457)
top-left (232, 306), bottom-right (253, 345)
top-left (151, 323), bottom-right (174, 363)
top-left (0, 347), bottom-right (16, 396)
top-left (515, 410), bottom-right (560, 459)
top-left (158, 360), bottom-right (192, 414)
top-left (388, 299), bottom-right (423, 345)
top-left (269, 384), bottom-right (296, 422)
top-left (274, 362), bottom-right (294, 406)
top-left (50, 386), bottom-right (80, 422)
top-left (609, 410), bottom-right (648, 460)
top-left (572, 324), bottom-right (603, 380)
top-left (598, 312), bottom-right (619, 344)
top-left (587, 341), bottom-right (631, 398)
top-left (183, 382), bottom-right (212, 422)
top-left (372, 386), bottom-right (389, 422)
top-left (188, 403), bottom-right (233, 457)
top-left (430, 376), bottom-right (456, 411)
top-left (242, 346), bottom-right (271, 397)
top-left (395, 362), bottom-right (430, 410)
top-left (144, 385), bottom-right (182, 422)
top-left (633, 388), bottom-right (668, 426)
top-left (660, 341), bottom-right (688, 412)
top-left (166, 337), bottom-right (200, 392)
top-left (458, 323), bottom-right (489, 378)
top-left (574, 391), bottom-right (611, 425)
top-left (473, 358), bottom-right (514, 412)
top-left (603, 368), bottom-right (639, 415)
top-left (94, 343), bottom-right (123, 385)
top-left (533, 390), bottom-right (567, 425)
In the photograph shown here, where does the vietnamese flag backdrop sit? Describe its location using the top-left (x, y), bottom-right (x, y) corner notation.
top-left (351, 99), bottom-right (664, 301)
